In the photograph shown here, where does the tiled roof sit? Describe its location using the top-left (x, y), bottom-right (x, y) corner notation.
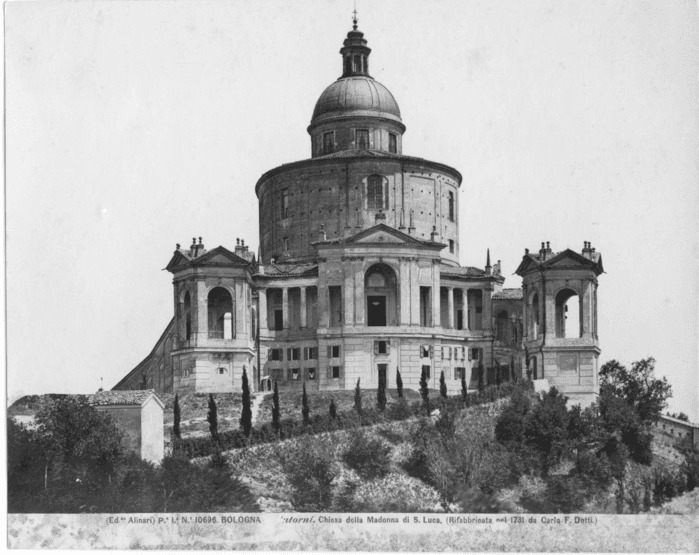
top-left (90, 389), bottom-right (159, 406)
top-left (256, 263), bottom-right (318, 277)
top-left (439, 264), bottom-right (488, 277)
top-left (492, 288), bottom-right (524, 300)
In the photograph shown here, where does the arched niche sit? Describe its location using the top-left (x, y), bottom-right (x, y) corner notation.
top-left (365, 263), bottom-right (398, 327)
top-left (555, 287), bottom-right (581, 338)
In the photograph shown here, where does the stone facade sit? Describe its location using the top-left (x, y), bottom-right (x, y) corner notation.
top-left (113, 24), bottom-right (604, 406)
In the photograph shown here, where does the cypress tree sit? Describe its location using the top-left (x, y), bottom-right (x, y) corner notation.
top-left (396, 368), bottom-right (404, 398)
top-left (173, 393), bottom-right (182, 439)
top-left (439, 370), bottom-right (447, 399)
top-left (525, 345), bottom-right (532, 381)
top-left (329, 398), bottom-right (337, 419)
top-left (207, 394), bottom-right (219, 443)
top-left (495, 360), bottom-right (502, 386)
top-left (420, 366), bottom-right (430, 411)
top-left (272, 380), bottom-right (280, 433)
top-left (240, 367), bottom-right (252, 437)
top-left (511, 354), bottom-right (517, 383)
top-left (460, 370), bottom-right (467, 403)
top-left (377, 369), bottom-right (387, 411)
top-left (302, 382), bottom-right (310, 425)
top-left (477, 361), bottom-right (485, 393)
top-left (354, 378), bottom-right (363, 416)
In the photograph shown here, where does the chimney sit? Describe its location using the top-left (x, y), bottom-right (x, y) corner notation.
top-left (494, 259), bottom-right (502, 277)
top-left (193, 237), bottom-right (205, 258)
top-left (485, 248), bottom-right (492, 275)
top-left (539, 241), bottom-right (547, 261)
top-left (189, 237), bottom-right (198, 257)
top-left (582, 241), bottom-right (594, 260)
top-left (235, 237), bottom-right (246, 258)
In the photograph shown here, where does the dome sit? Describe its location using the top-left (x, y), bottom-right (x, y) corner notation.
top-left (311, 76), bottom-right (402, 126)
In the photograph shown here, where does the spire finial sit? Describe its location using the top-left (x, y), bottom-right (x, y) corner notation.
top-left (352, 2), bottom-right (358, 30)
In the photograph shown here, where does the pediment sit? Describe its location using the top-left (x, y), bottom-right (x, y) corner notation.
top-left (166, 246), bottom-right (249, 273)
top-left (344, 224), bottom-right (430, 246)
top-left (543, 250), bottom-right (595, 268)
top-left (355, 230), bottom-right (407, 244)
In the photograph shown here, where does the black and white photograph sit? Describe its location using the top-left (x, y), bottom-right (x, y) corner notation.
top-left (5, 0), bottom-right (699, 550)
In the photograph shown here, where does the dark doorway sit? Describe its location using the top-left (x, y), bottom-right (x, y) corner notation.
top-left (456, 310), bottom-right (463, 330)
top-left (367, 296), bottom-right (387, 326)
top-left (378, 364), bottom-right (387, 388)
top-left (532, 356), bottom-right (538, 380)
top-left (274, 310), bottom-right (283, 331)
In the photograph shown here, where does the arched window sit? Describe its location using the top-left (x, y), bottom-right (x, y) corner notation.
top-left (368, 175), bottom-right (385, 210)
top-left (531, 292), bottom-right (539, 338)
top-left (555, 288), bottom-right (581, 338)
top-left (496, 310), bottom-right (509, 342)
top-left (365, 263), bottom-right (399, 327)
top-left (183, 291), bottom-right (192, 341)
top-left (208, 287), bottom-right (234, 339)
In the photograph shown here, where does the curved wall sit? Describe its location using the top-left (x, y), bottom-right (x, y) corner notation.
top-left (257, 157), bottom-right (461, 265)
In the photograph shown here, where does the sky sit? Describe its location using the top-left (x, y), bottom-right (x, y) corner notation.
top-left (6, 0), bottom-right (699, 418)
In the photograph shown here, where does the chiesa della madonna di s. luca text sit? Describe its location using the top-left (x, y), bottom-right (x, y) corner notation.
top-left (114, 21), bottom-right (604, 408)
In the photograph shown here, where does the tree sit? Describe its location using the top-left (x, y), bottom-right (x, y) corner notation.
top-left (329, 398), bottom-right (337, 419)
top-left (460, 370), bottom-right (467, 403)
top-left (240, 367), bottom-right (252, 437)
top-left (173, 393), bottom-right (182, 439)
top-left (302, 382), bottom-right (310, 425)
top-left (272, 380), bottom-right (280, 433)
top-left (523, 387), bottom-right (570, 475)
top-left (207, 394), bottom-right (219, 443)
top-left (477, 361), bottom-right (485, 393)
top-left (396, 368), bottom-right (404, 399)
top-left (439, 370), bottom-right (447, 399)
top-left (510, 354), bottom-right (517, 383)
top-left (669, 412), bottom-right (690, 422)
top-left (495, 360), bottom-right (502, 386)
top-left (377, 368), bottom-right (387, 411)
top-left (419, 366), bottom-right (430, 411)
top-left (600, 358), bottom-right (672, 425)
top-left (354, 378), bottom-right (363, 416)
top-left (8, 418), bottom-right (48, 512)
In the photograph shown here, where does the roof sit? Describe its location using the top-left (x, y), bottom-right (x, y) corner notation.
top-left (165, 245), bottom-right (251, 273)
top-left (659, 414), bottom-right (699, 428)
top-left (255, 262), bottom-right (318, 278)
top-left (90, 389), bottom-right (163, 409)
top-left (311, 76), bottom-right (402, 126)
top-left (515, 248), bottom-right (604, 276)
top-left (438, 263), bottom-right (488, 278)
top-left (492, 288), bottom-right (524, 300)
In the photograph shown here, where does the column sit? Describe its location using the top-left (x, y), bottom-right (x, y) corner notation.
top-left (258, 289), bottom-right (268, 330)
top-left (282, 287), bottom-right (289, 329)
top-left (581, 279), bottom-right (593, 339)
top-left (196, 279), bottom-right (208, 342)
top-left (447, 287), bottom-right (454, 329)
top-left (354, 260), bottom-right (365, 325)
top-left (432, 261), bottom-right (441, 328)
top-left (300, 287), bottom-right (307, 328)
top-left (399, 259), bottom-right (411, 325)
top-left (344, 263), bottom-right (355, 326)
top-left (482, 286), bottom-right (492, 332)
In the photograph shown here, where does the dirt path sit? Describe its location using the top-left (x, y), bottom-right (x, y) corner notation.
top-left (251, 392), bottom-right (269, 425)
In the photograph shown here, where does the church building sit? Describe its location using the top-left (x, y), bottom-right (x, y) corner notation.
top-left (113, 20), bottom-right (604, 408)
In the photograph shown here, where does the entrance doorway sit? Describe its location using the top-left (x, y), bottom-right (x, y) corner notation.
top-left (367, 296), bottom-right (387, 327)
top-left (377, 364), bottom-right (387, 388)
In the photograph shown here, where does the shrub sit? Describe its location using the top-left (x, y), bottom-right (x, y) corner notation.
top-left (680, 448), bottom-right (699, 491)
top-left (302, 383), bottom-right (310, 425)
top-left (545, 475), bottom-right (590, 513)
top-left (207, 394), bottom-right (219, 442)
top-left (494, 385), bottom-right (531, 444)
top-left (342, 430), bottom-right (392, 480)
top-left (240, 368), bottom-right (252, 437)
top-left (377, 369), bottom-right (387, 411)
top-left (173, 393), bottom-right (181, 439)
top-left (396, 369), bottom-right (404, 398)
top-left (272, 380), bottom-right (280, 432)
top-left (329, 398), bottom-right (337, 419)
top-left (523, 387), bottom-right (570, 475)
top-left (439, 371), bottom-right (447, 399)
top-left (354, 378), bottom-right (363, 416)
top-left (651, 466), bottom-right (685, 507)
top-left (420, 367), bottom-right (430, 412)
top-left (278, 436), bottom-right (338, 511)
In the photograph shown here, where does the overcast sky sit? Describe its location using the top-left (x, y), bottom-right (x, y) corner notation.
top-left (6, 0), bottom-right (698, 418)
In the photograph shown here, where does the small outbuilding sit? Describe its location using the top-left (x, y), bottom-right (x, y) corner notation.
top-left (89, 389), bottom-right (164, 464)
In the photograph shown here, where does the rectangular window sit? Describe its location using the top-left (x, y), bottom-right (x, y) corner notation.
top-left (270, 348), bottom-right (283, 361)
top-left (282, 237), bottom-right (289, 252)
top-left (292, 368), bottom-right (299, 380)
top-left (389, 133), bottom-right (397, 153)
top-left (332, 345), bottom-right (341, 358)
top-left (422, 365), bottom-right (431, 380)
top-left (323, 132), bottom-right (334, 154)
top-left (375, 340), bottom-right (389, 355)
top-left (421, 345), bottom-right (431, 358)
top-left (307, 368), bottom-right (316, 380)
top-left (449, 239), bottom-right (455, 254)
top-left (287, 348), bottom-right (300, 361)
top-left (455, 367), bottom-right (466, 380)
top-left (356, 129), bottom-right (370, 149)
top-left (274, 309), bottom-right (283, 331)
top-left (367, 175), bottom-right (384, 210)
top-left (448, 191), bottom-right (455, 221)
top-left (281, 189), bottom-right (289, 219)
top-left (471, 348), bottom-right (480, 361)
top-left (332, 366), bottom-right (341, 379)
